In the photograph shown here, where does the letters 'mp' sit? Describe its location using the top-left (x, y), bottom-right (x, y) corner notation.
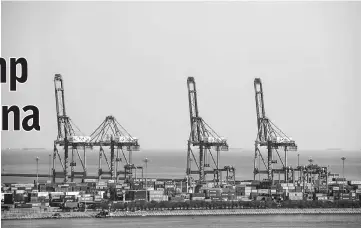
top-left (0, 57), bottom-right (28, 91)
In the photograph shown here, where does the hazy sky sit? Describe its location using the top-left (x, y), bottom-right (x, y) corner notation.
top-left (1, 2), bottom-right (361, 150)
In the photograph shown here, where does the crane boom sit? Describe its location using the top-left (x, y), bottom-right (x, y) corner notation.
top-left (186, 77), bottom-right (229, 188)
top-left (253, 78), bottom-right (297, 183)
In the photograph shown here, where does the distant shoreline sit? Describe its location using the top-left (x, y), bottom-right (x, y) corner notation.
top-left (2, 148), bottom-right (47, 151)
top-left (2, 208), bottom-right (361, 220)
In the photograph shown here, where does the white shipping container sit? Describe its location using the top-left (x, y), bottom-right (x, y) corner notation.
top-left (317, 197), bottom-right (328, 200)
top-left (66, 192), bottom-right (80, 196)
top-left (289, 192), bottom-right (303, 197)
top-left (38, 192), bottom-right (49, 197)
top-left (14, 184), bottom-right (25, 188)
top-left (84, 179), bottom-right (97, 183)
top-left (192, 197), bottom-right (205, 200)
top-left (108, 180), bottom-right (115, 184)
top-left (238, 196), bottom-right (251, 201)
top-left (50, 192), bottom-right (64, 196)
top-left (149, 190), bottom-right (164, 195)
top-left (258, 189), bottom-right (269, 194)
top-left (350, 181), bottom-right (361, 185)
top-left (98, 191), bottom-right (105, 197)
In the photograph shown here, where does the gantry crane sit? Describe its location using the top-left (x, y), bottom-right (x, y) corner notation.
top-left (253, 78), bottom-right (297, 184)
top-left (213, 165), bottom-right (236, 186)
top-left (297, 160), bottom-right (329, 193)
top-left (186, 77), bottom-right (230, 190)
top-left (53, 74), bottom-right (91, 183)
top-left (89, 115), bottom-right (140, 182)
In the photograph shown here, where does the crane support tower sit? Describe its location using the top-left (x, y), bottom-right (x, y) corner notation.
top-left (89, 116), bottom-right (140, 182)
top-left (53, 74), bottom-right (91, 183)
top-left (253, 78), bottom-right (297, 184)
top-left (186, 77), bottom-right (231, 191)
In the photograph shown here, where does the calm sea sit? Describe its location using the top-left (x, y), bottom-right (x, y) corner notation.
top-left (2, 214), bottom-right (361, 228)
top-left (1, 148), bottom-right (360, 183)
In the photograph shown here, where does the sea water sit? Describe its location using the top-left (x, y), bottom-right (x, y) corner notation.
top-left (2, 214), bottom-right (361, 228)
top-left (1, 148), bottom-right (360, 183)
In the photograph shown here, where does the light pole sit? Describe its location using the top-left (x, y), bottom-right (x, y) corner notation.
top-left (341, 157), bottom-right (346, 198)
top-left (341, 157), bottom-right (346, 178)
top-left (49, 154), bottom-right (51, 181)
top-left (36, 156), bottom-right (39, 188)
top-left (143, 158), bottom-right (150, 202)
top-left (297, 153), bottom-right (300, 182)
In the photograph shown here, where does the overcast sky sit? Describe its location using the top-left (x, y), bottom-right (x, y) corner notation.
top-left (1, 2), bottom-right (361, 150)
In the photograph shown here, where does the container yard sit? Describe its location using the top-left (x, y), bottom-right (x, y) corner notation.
top-left (1, 76), bottom-right (360, 214)
top-left (2, 177), bottom-right (361, 212)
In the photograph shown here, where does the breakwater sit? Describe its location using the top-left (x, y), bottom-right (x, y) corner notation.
top-left (2, 208), bottom-right (361, 220)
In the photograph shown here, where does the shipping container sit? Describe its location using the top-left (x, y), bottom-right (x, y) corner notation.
top-left (289, 192), bottom-right (303, 197)
top-left (350, 181), bottom-right (361, 185)
top-left (64, 202), bottom-right (78, 208)
top-left (289, 196), bottom-right (303, 201)
top-left (84, 179), bottom-right (97, 183)
top-left (15, 203), bottom-right (32, 208)
top-left (192, 197), bottom-right (205, 201)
